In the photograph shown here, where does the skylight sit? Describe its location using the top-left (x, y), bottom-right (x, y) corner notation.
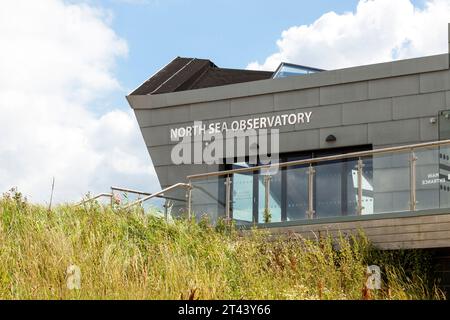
top-left (272, 62), bottom-right (324, 79)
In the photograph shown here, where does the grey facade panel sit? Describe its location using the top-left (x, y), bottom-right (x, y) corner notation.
top-left (337, 63), bottom-right (393, 83)
top-left (391, 54), bottom-right (449, 76)
top-left (166, 165), bottom-right (190, 184)
top-left (319, 124), bottom-right (368, 149)
top-left (190, 100), bottom-right (231, 121)
top-left (133, 109), bottom-right (152, 128)
top-left (420, 117), bottom-right (439, 142)
top-left (230, 94), bottom-right (274, 116)
top-left (147, 145), bottom-right (174, 166)
top-left (446, 91), bottom-right (450, 107)
top-left (420, 70), bottom-right (450, 93)
top-left (148, 104), bottom-right (191, 126)
top-left (320, 82), bottom-right (368, 105)
top-left (274, 88), bottom-right (319, 111)
top-left (141, 125), bottom-right (171, 147)
top-left (127, 95), bottom-right (151, 109)
top-left (368, 119), bottom-right (421, 145)
top-left (153, 165), bottom-right (169, 188)
top-left (278, 130), bottom-right (320, 153)
top-left (295, 104), bottom-right (342, 131)
top-left (342, 98), bottom-right (392, 125)
top-left (368, 75), bottom-right (419, 99)
top-left (392, 91), bottom-right (446, 120)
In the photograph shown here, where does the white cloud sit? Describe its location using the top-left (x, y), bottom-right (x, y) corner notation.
top-left (248, 0), bottom-right (450, 71)
top-left (0, 0), bottom-right (159, 203)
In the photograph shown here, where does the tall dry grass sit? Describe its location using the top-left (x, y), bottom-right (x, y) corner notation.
top-left (0, 189), bottom-right (445, 300)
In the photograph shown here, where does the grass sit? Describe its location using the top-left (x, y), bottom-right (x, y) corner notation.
top-left (0, 189), bottom-right (445, 300)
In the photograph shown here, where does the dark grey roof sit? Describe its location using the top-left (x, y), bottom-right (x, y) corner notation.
top-left (130, 57), bottom-right (273, 95)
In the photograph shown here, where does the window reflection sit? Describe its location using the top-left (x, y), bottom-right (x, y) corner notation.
top-left (227, 145), bottom-right (373, 224)
top-left (272, 62), bottom-right (324, 79)
top-left (231, 162), bottom-right (254, 225)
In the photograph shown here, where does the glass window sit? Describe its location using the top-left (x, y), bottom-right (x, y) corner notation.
top-left (285, 165), bottom-right (309, 221)
top-left (272, 62), bottom-right (324, 79)
top-left (226, 145), bottom-right (373, 224)
top-left (314, 159), bottom-right (359, 218)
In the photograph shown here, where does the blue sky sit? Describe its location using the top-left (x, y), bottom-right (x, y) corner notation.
top-left (109, 1), bottom-right (362, 84)
top-left (93, 0), bottom-right (426, 107)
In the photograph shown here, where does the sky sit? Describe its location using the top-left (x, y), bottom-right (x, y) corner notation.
top-left (1, 0), bottom-right (450, 204)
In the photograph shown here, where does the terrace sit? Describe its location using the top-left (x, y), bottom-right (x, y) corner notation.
top-left (181, 139), bottom-right (450, 250)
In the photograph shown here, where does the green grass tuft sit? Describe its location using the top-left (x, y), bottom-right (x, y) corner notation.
top-left (0, 190), bottom-right (445, 300)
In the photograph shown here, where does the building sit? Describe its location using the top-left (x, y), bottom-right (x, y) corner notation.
top-left (127, 31), bottom-right (450, 292)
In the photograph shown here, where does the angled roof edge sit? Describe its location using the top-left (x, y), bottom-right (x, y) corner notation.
top-left (129, 57), bottom-right (272, 96)
top-left (127, 53), bottom-right (449, 110)
top-left (129, 57), bottom-right (214, 95)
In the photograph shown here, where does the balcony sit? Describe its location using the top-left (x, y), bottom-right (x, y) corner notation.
top-left (187, 140), bottom-right (450, 249)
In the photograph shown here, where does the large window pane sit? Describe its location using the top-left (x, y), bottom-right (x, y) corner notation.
top-left (315, 159), bottom-right (358, 218)
top-left (286, 165), bottom-right (309, 221)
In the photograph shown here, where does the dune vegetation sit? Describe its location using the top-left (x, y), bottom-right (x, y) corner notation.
top-left (0, 188), bottom-right (445, 300)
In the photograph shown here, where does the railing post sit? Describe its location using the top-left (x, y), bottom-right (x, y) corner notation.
top-left (224, 175), bottom-right (232, 224)
top-left (306, 164), bottom-right (315, 219)
top-left (264, 174), bottom-right (272, 221)
top-left (163, 199), bottom-right (169, 222)
top-left (186, 182), bottom-right (192, 220)
top-left (356, 158), bottom-right (365, 215)
top-left (410, 150), bottom-right (417, 211)
top-left (110, 187), bottom-right (114, 208)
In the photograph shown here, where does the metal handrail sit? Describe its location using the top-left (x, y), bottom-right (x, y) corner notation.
top-left (111, 186), bottom-right (152, 196)
top-left (187, 139), bottom-right (450, 180)
top-left (111, 186), bottom-right (186, 202)
top-left (122, 183), bottom-right (191, 210)
top-left (76, 193), bottom-right (112, 206)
